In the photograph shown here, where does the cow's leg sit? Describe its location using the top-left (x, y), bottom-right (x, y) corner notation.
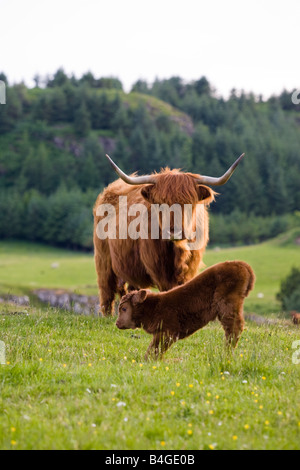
top-left (113, 279), bottom-right (128, 315)
top-left (117, 279), bottom-right (127, 297)
top-left (94, 239), bottom-right (117, 317)
top-left (128, 285), bottom-right (138, 292)
top-left (99, 278), bottom-right (117, 316)
top-left (97, 264), bottom-right (117, 317)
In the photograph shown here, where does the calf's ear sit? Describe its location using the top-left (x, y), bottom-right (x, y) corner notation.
top-left (132, 290), bottom-right (148, 305)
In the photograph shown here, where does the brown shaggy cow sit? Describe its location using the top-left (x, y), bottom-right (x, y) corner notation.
top-left (116, 261), bottom-right (255, 359)
top-left (94, 154), bottom-right (245, 316)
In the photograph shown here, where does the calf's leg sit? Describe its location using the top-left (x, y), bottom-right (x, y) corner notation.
top-left (145, 333), bottom-right (177, 360)
top-left (217, 301), bottom-right (245, 348)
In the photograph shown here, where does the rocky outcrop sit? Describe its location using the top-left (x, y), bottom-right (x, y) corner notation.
top-left (33, 289), bottom-right (100, 315)
top-left (0, 294), bottom-right (30, 306)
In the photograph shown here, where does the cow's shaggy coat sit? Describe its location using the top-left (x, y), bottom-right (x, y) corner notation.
top-left (94, 170), bottom-right (215, 315)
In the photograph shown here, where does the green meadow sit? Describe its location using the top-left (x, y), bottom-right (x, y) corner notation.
top-left (0, 229), bottom-right (299, 314)
top-left (0, 233), bottom-right (300, 450)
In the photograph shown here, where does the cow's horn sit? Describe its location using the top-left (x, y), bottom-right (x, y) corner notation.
top-left (194, 153), bottom-right (245, 186)
top-left (105, 154), bottom-right (157, 185)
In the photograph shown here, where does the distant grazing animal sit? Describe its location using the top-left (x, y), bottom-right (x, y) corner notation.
top-left (116, 261), bottom-right (255, 359)
top-left (94, 153), bottom-right (245, 316)
top-left (291, 311), bottom-right (300, 325)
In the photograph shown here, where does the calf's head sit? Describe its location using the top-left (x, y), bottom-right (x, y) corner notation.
top-left (116, 290), bottom-right (149, 330)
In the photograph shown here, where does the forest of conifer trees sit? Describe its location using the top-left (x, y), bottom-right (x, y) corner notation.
top-left (0, 69), bottom-right (299, 249)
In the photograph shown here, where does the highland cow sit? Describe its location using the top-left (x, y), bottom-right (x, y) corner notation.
top-left (94, 153), bottom-right (245, 316)
top-left (116, 261), bottom-right (255, 359)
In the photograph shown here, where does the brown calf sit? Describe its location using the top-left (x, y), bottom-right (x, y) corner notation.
top-left (116, 260), bottom-right (255, 359)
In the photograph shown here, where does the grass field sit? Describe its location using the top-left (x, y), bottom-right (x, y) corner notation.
top-left (0, 234), bottom-right (300, 450)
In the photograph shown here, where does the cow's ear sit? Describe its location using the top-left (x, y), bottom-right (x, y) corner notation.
top-left (141, 185), bottom-right (155, 203)
top-left (196, 185), bottom-right (216, 204)
top-left (132, 290), bottom-right (148, 305)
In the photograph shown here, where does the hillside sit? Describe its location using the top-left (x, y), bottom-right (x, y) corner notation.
top-left (0, 70), bottom-right (300, 249)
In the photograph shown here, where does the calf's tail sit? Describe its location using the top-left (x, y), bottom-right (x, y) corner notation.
top-left (242, 262), bottom-right (256, 298)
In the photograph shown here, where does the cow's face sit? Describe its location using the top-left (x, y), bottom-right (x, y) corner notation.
top-left (141, 174), bottom-right (214, 242)
top-left (116, 290), bottom-right (148, 329)
top-left (105, 153), bottom-right (245, 243)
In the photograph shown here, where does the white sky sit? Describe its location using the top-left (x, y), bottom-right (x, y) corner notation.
top-left (1, 0), bottom-right (299, 98)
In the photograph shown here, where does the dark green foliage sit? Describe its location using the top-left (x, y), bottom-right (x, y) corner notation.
top-left (209, 211), bottom-right (294, 246)
top-left (46, 68), bottom-right (69, 88)
top-left (0, 87), bottom-right (23, 132)
top-left (42, 186), bottom-right (93, 248)
top-left (0, 69), bottom-right (299, 250)
top-left (283, 289), bottom-right (300, 312)
top-left (74, 101), bottom-right (91, 137)
top-left (21, 143), bottom-right (55, 194)
top-left (277, 267), bottom-right (300, 311)
top-left (0, 189), bottom-right (25, 238)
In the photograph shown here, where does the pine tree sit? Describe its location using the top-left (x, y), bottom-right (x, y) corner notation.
top-left (113, 131), bottom-right (131, 173)
top-left (21, 143), bottom-right (54, 194)
top-left (74, 101), bottom-right (91, 137)
top-left (25, 190), bottom-right (48, 241)
top-left (77, 152), bottom-right (97, 191)
top-left (129, 125), bottom-right (148, 170)
top-left (49, 88), bottom-right (67, 123)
